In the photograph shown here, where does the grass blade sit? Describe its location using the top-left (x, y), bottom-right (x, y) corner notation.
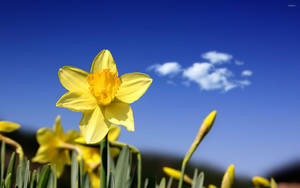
top-left (1, 141), bottom-right (5, 186)
top-left (36, 164), bottom-right (51, 188)
top-left (23, 160), bottom-right (30, 188)
top-left (30, 170), bottom-right (37, 188)
top-left (71, 151), bottom-right (78, 188)
top-left (5, 152), bottom-right (16, 188)
top-left (114, 145), bottom-right (130, 188)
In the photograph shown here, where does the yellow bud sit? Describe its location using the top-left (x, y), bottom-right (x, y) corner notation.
top-left (221, 165), bottom-right (235, 188)
top-left (252, 176), bottom-right (270, 188)
top-left (270, 178), bottom-right (277, 188)
top-left (203, 110), bottom-right (217, 133)
top-left (208, 184), bottom-right (217, 188)
top-left (163, 167), bottom-right (193, 184)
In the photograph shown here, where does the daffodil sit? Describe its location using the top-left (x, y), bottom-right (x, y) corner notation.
top-left (32, 115), bottom-right (80, 177)
top-left (56, 49), bottom-right (152, 144)
top-left (0, 121), bottom-right (23, 158)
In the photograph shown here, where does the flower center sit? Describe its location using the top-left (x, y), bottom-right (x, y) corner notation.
top-left (87, 69), bottom-right (121, 106)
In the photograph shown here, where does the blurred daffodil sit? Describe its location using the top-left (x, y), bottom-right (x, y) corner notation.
top-left (32, 115), bottom-right (80, 177)
top-left (163, 167), bottom-right (193, 184)
top-left (221, 165), bottom-right (235, 188)
top-left (0, 121), bottom-right (20, 132)
top-left (0, 121), bottom-right (23, 158)
top-left (56, 49), bottom-right (152, 144)
top-left (208, 185), bottom-right (217, 188)
top-left (252, 176), bottom-right (270, 188)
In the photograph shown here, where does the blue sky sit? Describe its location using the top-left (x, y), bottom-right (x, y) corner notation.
top-left (0, 0), bottom-right (300, 177)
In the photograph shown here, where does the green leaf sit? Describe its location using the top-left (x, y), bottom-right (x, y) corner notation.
top-left (79, 159), bottom-right (83, 188)
top-left (23, 160), bottom-right (30, 188)
top-left (191, 169), bottom-right (198, 188)
top-left (159, 178), bottom-right (166, 188)
top-left (30, 170), bottom-right (37, 188)
top-left (4, 173), bottom-right (11, 188)
top-left (16, 158), bottom-right (24, 188)
top-left (46, 166), bottom-right (56, 188)
top-left (82, 172), bottom-right (90, 188)
top-left (193, 172), bottom-right (204, 188)
top-left (166, 178), bottom-right (173, 188)
top-left (1, 141), bottom-right (5, 186)
top-left (114, 146), bottom-right (131, 188)
top-left (108, 173), bottom-right (115, 188)
top-left (36, 164), bottom-right (51, 188)
top-left (144, 178), bottom-right (149, 188)
top-left (52, 165), bottom-right (57, 188)
top-left (5, 152), bottom-right (16, 188)
top-left (71, 151), bottom-right (78, 188)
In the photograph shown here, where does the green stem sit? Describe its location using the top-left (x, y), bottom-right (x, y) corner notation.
top-left (178, 121), bottom-right (206, 188)
top-left (110, 141), bottom-right (142, 188)
top-left (0, 134), bottom-right (24, 159)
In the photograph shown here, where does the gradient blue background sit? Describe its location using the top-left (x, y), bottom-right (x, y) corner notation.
top-left (0, 0), bottom-right (299, 177)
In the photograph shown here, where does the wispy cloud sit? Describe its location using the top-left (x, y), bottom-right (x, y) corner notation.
top-left (202, 51), bottom-right (232, 64)
top-left (147, 51), bottom-right (252, 92)
top-left (241, 70), bottom-right (253, 77)
top-left (235, 60), bottom-right (244, 66)
top-left (147, 62), bottom-right (182, 76)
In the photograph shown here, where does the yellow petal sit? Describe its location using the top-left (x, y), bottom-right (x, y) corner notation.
top-left (32, 146), bottom-right (52, 163)
top-left (108, 125), bottom-right (121, 141)
top-left (58, 66), bottom-right (90, 92)
top-left (104, 102), bottom-right (134, 131)
top-left (53, 115), bottom-right (64, 137)
top-left (0, 121), bottom-right (20, 132)
top-left (79, 107), bottom-right (109, 144)
top-left (116, 73), bottom-right (152, 104)
top-left (90, 50), bottom-right (118, 74)
top-left (52, 150), bottom-right (70, 178)
top-left (65, 130), bottom-right (80, 143)
top-left (36, 128), bottom-right (56, 145)
top-left (56, 91), bottom-right (97, 112)
top-left (208, 185), bottom-right (217, 188)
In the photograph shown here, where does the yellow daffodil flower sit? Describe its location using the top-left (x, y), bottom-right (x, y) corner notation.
top-left (163, 167), bottom-right (193, 184)
top-left (0, 121), bottom-right (23, 158)
top-left (208, 185), bottom-right (217, 188)
top-left (252, 176), bottom-right (270, 188)
top-left (56, 49), bottom-right (152, 144)
top-left (32, 115), bottom-right (80, 177)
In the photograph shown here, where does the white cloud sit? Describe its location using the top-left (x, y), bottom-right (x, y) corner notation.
top-left (235, 60), bottom-right (244, 66)
top-left (147, 51), bottom-right (252, 92)
top-left (183, 63), bottom-right (239, 91)
top-left (241, 70), bottom-right (253, 77)
top-left (147, 62), bottom-right (181, 76)
top-left (182, 63), bottom-right (251, 91)
top-left (202, 51), bottom-right (233, 64)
